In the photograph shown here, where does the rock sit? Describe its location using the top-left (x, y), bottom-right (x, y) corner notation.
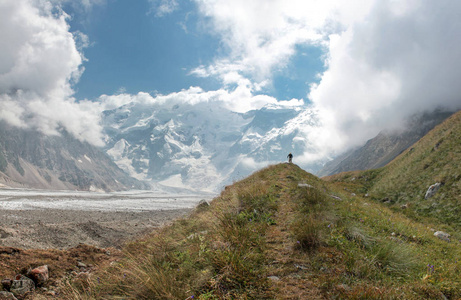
top-left (401, 204), bottom-right (408, 209)
top-left (351, 193), bottom-right (356, 196)
top-left (298, 183), bottom-right (313, 188)
top-left (196, 200), bottom-right (210, 209)
top-left (336, 284), bottom-right (350, 291)
top-left (1, 279), bottom-right (12, 291)
top-left (434, 231), bottom-right (451, 242)
top-left (425, 183), bottom-right (442, 199)
top-left (294, 264), bottom-right (308, 270)
top-left (330, 195), bottom-right (342, 201)
top-left (10, 275), bottom-right (35, 298)
top-left (27, 265), bottom-right (49, 286)
top-left (77, 262), bottom-right (87, 268)
top-left (267, 276), bottom-right (280, 281)
top-left (0, 291), bottom-right (18, 300)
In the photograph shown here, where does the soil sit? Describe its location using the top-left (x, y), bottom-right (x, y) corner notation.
top-left (0, 208), bottom-right (192, 299)
top-left (0, 208), bottom-right (191, 250)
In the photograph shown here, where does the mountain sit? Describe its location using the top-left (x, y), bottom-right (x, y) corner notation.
top-left (317, 110), bottom-right (454, 177)
top-left (102, 100), bottom-right (322, 192)
top-left (325, 109), bottom-right (461, 228)
top-left (0, 121), bottom-right (147, 191)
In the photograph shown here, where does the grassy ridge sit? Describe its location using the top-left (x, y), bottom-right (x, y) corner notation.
top-left (371, 110), bottom-right (461, 228)
top-left (326, 110), bottom-right (461, 230)
top-left (62, 163), bottom-right (461, 299)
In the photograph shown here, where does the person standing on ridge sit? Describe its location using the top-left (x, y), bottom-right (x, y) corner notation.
top-left (287, 153), bottom-right (293, 163)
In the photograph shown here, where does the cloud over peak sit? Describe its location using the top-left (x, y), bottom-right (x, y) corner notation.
top-left (0, 0), bottom-right (103, 146)
top-left (309, 0), bottom-right (461, 149)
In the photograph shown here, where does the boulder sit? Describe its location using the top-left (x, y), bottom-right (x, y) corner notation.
top-left (196, 200), bottom-right (210, 209)
top-left (10, 275), bottom-right (35, 298)
top-left (330, 195), bottom-right (342, 201)
top-left (434, 231), bottom-right (451, 242)
top-left (267, 276), bottom-right (280, 282)
top-left (425, 183), bottom-right (442, 199)
top-left (1, 279), bottom-right (12, 291)
top-left (27, 265), bottom-right (49, 286)
top-left (0, 291), bottom-right (18, 300)
top-left (298, 183), bottom-right (313, 188)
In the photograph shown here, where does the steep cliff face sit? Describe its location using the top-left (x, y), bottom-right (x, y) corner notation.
top-left (0, 122), bottom-right (147, 191)
top-left (318, 110), bottom-right (454, 177)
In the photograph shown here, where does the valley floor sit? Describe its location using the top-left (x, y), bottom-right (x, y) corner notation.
top-left (0, 189), bottom-right (210, 249)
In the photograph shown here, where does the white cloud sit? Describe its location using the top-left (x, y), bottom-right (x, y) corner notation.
top-left (309, 0), bottom-right (461, 150)
top-left (192, 0), bottom-right (372, 83)
top-left (100, 87), bottom-right (303, 116)
top-left (0, 0), bottom-right (103, 146)
top-left (148, 0), bottom-right (179, 17)
top-left (193, 0), bottom-right (461, 154)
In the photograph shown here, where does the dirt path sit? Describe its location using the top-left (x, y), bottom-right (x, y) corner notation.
top-left (265, 167), bottom-right (323, 299)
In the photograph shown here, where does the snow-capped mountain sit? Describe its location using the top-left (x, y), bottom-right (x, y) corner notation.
top-left (102, 100), bottom-right (322, 192)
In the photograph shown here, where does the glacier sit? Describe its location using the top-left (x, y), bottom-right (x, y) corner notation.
top-left (102, 99), bottom-right (326, 192)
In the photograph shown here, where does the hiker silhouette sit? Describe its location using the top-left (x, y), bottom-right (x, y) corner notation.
top-left (287, 153), bottom-right (293, 163)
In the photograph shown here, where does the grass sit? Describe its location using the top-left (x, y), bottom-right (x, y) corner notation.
top-left (55, 162), bottom-right (461, 299)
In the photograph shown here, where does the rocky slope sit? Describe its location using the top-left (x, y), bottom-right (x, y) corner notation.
top-left (0, 121), bottom-right (147, 191)
top-left (318, 110), bottom-right (454, 176)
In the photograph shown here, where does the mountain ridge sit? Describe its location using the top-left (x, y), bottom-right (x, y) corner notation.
top-left (318, 110), bottom-right (455, 177)
top-left (0, 121), bottom-right (147, 191)
top-left (57, 162), bottom-right (461, 299)
top-left (102, 101), bottom-right (321, 192)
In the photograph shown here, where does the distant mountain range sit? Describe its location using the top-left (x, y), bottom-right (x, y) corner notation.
top-left (0, 121), bottom-right (146, 191)
top-left (101, 97), bottom-right (456, 191)
top-left (101, 100), bottom-right (322, 192)
top-left (0, 99), bottom-right (455, 193)
top-left (317, 110), bottom-right (454, 177)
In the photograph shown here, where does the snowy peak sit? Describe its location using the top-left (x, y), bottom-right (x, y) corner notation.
top-left (102, 100), bottom-right (321, 191)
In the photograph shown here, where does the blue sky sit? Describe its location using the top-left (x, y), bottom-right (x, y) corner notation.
top-left (66, 0), bottom-right (221, 99)
top-left (64, 0), bottom-right (324, 102)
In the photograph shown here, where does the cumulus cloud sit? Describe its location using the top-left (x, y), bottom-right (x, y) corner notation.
top-left (100, 83), bottom-right (304, 115)
top-left (0, 0), bottom-right (103, 146)
top-left (309, 0), bottom-right (461, 150)
top-left (193, 0), bottom-right (461, 154)
top-left (192, 0), bottom-right (373, 84)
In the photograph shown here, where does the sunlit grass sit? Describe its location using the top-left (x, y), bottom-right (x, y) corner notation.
top-left (61, 163), bottom-right (461, 299)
